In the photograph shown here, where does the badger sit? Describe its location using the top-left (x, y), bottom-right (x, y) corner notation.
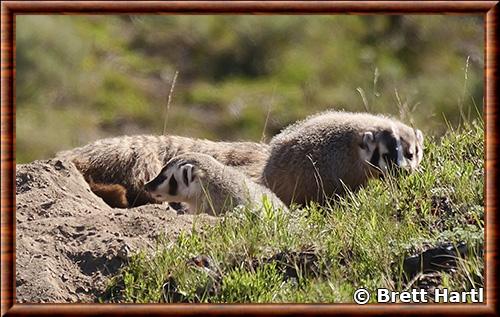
top-left (144, 152), bottom-right (286, 215)
top-left (262, 110), bottom-right (424, 206)
top-left (57, 110), bottom-right (424, 210)
top-left (57, 135), bottom-right (270, 208)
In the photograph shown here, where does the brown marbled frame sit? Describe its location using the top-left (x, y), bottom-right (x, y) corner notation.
top-left (1, 1), bottom-right (497, 316)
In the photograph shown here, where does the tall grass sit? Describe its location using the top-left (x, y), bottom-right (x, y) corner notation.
top-left (104, 120), bottom-right (484, 303)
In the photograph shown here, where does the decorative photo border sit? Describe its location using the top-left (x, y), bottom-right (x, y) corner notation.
top-left (1, 1), bottom-right (497, 315)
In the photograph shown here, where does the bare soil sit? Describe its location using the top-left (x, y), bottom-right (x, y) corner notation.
top-left (15, 159), bottom-right (217, 303)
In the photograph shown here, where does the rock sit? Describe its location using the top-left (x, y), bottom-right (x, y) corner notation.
top-left (401, 241), bottom-right (469, 281)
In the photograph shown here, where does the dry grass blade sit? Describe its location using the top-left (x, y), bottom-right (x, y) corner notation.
top-left (163, 70), bottom-right (179, 135)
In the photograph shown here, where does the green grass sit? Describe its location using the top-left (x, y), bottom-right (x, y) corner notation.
top-left (16, 16), bottom-right (483, 163)
top-left (104, 120), bottom-right (484, 303)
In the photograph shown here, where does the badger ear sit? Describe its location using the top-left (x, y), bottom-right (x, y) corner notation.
top-left (361, 131), bottom-right (375, 150)
top-left (415, 129), bottom-right (424, 146)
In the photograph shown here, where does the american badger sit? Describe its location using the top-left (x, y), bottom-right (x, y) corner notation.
top-left (57, 135), bottom-right (270, 208)
top-left (144, 152), bottom-right (286, 215)
top-left (262, 110), bottom-right (424, 206)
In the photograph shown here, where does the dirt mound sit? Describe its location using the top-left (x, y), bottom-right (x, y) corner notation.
top-left (15, 159), bottom-right (217, 303)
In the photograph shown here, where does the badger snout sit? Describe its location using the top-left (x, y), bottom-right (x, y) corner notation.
top-left (144, 179), bottom-right (158, 192)
top-left (144, 179), bottom-right (167, 201)
top-left (144, 175), bottom-right (166, 195)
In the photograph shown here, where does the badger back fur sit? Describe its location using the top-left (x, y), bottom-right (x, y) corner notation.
top-left (262, 111), bottom-right (424, 206)
top-left (57, 135), bottom-right (270, 207)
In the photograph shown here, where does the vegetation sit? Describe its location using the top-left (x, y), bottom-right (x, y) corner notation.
top-left (16, 15), bottom-right (484, 303)
top-left (105, 121), bottom-right (484, 303)
top-left (16, 15), bottom-right (483, 162)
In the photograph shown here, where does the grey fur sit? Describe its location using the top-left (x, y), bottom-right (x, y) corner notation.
top-left (57, 135), bottom-right (269, 207)
top-left (262, 110), bottom-right (424, 206)
top-left (57, 110), bottom-right (424, 210)
top-left (145, 152), bottom-right (286, 215)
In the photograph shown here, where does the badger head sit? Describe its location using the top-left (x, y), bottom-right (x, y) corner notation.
top-left (144, 158), bottom-right (201, 203)
top-left (359, 126), bottom-right (424, 175)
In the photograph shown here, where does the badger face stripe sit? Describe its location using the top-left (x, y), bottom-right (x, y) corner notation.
top-left (370, 148), bottom-right (380, 167)
top-left (145, 174), bottom-right (166, 192)
top-left (182, 167), bottom-right (189, 187)
top-left (386, 142), bottom-right (400, 166)
top-left (381, 131), bottom-right (399, 165)
top-left (377, 130), bottom-right (407, 169)
top-left (168, 174), bottom-right (178, 195)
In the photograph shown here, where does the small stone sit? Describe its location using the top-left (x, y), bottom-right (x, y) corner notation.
top-left (54, 160), bottom-right (66, 170)
top-left (40, 201), bottom-right (55, 210)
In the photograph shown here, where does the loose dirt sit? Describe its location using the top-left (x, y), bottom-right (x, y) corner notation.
top-left (15, 159), bottom-right (216, 303)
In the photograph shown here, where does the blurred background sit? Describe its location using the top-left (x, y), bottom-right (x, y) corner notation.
top-left (16, 15), bottom-right (483, 163)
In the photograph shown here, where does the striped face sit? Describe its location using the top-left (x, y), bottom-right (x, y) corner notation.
top-left (144, 161), bottom-right (200, 203)
top-left (359, 127), bottom-right (424, 174)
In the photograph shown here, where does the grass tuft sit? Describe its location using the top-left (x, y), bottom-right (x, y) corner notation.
top-left (104, 120), bottom-right (484, 303)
